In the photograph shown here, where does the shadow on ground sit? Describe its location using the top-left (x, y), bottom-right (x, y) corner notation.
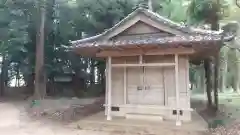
top-left (26, 96), bottom-right (105, 124)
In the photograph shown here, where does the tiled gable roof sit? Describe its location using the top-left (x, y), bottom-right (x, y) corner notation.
top-left (71, 8), bottom-right (234, 48)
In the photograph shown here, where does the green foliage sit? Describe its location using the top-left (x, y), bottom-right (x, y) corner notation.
top-left (187, 0), bottom-right (229, 25)
top-left (0, 0), bottom-right (239, 96)
top-left (75, 0), bottom-right (134, 35)
top-left (156, 0), bottom-right (189, 23)
top-left (0, 0), bottom-right (136, 92)
top-left (0, 0), bottom-right (29, 54)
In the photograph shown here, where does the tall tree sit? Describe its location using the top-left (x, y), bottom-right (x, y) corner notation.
top-left (34, 0), bottom-right (46, 99)
top-left (187, 0), bottom-right (229, 110)
top-left (0, 0), bottom-right (29, 95)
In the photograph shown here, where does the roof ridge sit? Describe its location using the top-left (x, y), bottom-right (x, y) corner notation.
top-left (71, 7), bottom-right (223, 45)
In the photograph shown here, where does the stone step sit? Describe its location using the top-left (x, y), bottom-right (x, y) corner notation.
top-left (125, 113), bottom-right (163, 121)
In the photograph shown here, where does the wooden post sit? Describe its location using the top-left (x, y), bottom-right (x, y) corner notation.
top-left (105, 59), bottom-right (108, 115)
top-left (186, 58), bottom-right (193, 117)
top-left (107, 57), bottom-right (112, 120)
top-left (139, 55), bottom-right (143, 64)
top-left (124, 60), bottom-right (127, 104)
top-left (139, 55), bottom-right (144, 90)
top-left (163, 68), bottom-right (167, 106)
top-left (175, 54), bottom-right (181, 126)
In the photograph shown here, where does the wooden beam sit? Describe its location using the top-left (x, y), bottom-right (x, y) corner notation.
top-left (97, 49), bottom-right (144, 57)
top-left (96, 48), bottom-right (195, 57)
top-left (103, 104), bottom-right (194, 111)
top-left (112, 63), bottom-right (175, 67)
top-left (147, 47), bottom-right (194, 56)
top-left (113, 46), bottom-right (124, 51)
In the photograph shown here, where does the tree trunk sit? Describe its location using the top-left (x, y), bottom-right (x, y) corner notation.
top-left (16, 65), bottom-right (20, 87)
top-left (89, 58), bottom-right (95, 85)
top-left (210, 16), bottom-right (219, 111)
top-left (34, 1), bottom-right (46, 99)
top-left (204, 59), bottom-right (213, 108)
top-left (26, 73), bottom-right (34, 95)
top-left (0, 54), bottom-right (7, 96)
top-left (199, 65), bottom-right (206, 94)
top-left (72, 74), bottom-right (82, 97)
top-left (196, 68), bottom-right (202, 91)
top-left (47, 74), bottom-right (55, 96)
top-left (99, 62), bottom-right (106, 94)
top-left (233, 49), bottom-right (240, 92)
top-left (214, 55), bottom-right (219, 110)
top-left (220, 49), bottom-right (228, 93)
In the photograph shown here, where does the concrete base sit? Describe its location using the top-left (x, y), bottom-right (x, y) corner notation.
top-left (126, 113), bottom-right (163, 121)
top-left (76, 111), bottom-right (208, 135)
top-left (107, 116), bottom-right (112, 121)
top-left (176, 120), bottom-right (182, 126)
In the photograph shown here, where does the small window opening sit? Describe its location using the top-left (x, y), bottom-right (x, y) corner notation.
top-left (111, 106), bottom-right (120, 111)
top-left (172, 110), bottom-right (183, 115)
top-left (180, 110), bottom-right (183, 115)
top-left (173, 110), bottom-right (177, 115)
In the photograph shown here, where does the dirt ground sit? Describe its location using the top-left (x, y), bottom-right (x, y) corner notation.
top-left (2, 94), bottom-right (238, 135)
top-left (0, 99), bottom-right (113, 135)
top-left (191, 92), bottom-right (240, 132)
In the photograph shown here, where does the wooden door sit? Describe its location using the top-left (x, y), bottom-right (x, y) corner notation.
top-left (112, 68), bottom-right (124, 105)
top-left (143, 67), bottom-right (165, 105)
top-left (126, 67), bottom-right (142, 104)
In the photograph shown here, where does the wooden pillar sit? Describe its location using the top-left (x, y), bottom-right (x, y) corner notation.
top-left (107, 57), bottom-right (112, 120)
top-left (105, 60), bottom-right (108, 115)
top-left (175, 54), bottom-right (181, 126)
top-left (139, 55), bottom-right (144, 90)
top-left (124, 60), bottom-right (127, 104)
top-left (139, 55), bottom-right (143, 64)
top-left (186, 58), bottom-right (191, 104)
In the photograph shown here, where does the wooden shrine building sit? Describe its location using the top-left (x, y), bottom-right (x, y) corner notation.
top-left (71, 8), bottom-right (233, 126)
